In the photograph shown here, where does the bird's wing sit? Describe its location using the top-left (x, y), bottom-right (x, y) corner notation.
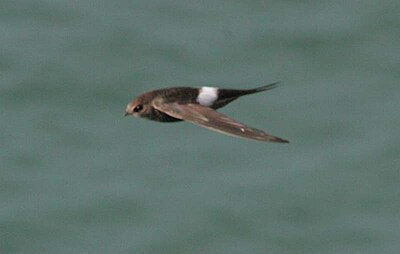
top-left (152, 100), bottom-right (288, 143)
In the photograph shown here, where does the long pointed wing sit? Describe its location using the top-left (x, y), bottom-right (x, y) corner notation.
top-left (152, 101), bottom-right (288, 143)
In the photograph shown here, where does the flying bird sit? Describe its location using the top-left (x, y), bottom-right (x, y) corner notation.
top-left (124, 82), bottom-right (289, 143)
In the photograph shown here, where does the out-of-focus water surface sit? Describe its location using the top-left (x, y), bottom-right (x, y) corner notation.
top-left (1, 1), bottom-right (399, 253)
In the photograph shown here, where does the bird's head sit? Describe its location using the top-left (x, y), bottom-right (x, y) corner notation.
top-left (124, 94), bottom-right (153, 118)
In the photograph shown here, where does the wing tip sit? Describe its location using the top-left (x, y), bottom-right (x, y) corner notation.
top-left (271, 136), bottom-right (289, 143)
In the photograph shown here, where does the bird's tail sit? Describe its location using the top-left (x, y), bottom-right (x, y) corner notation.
top-left (248, 81), bottom-right (280, 94)
top-left (216, 82), bottom-right (281, 102)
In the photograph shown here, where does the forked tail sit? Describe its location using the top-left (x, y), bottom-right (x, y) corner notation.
top-left (249, 81), bottom-right (280, 93)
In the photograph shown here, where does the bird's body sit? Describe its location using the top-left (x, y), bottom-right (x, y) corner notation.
top-left (125, 82), bottom-right (289, 143)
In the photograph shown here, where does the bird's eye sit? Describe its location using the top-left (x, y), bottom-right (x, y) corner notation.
top-left (133, 104), bottom-right (143, 112)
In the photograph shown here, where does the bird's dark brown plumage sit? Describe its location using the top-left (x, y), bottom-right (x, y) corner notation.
top-left (125, 82), bottom-right (289, 143)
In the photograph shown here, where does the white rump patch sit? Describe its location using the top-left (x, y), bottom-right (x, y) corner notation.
top-left (197, 87), bottom-right (218, 106)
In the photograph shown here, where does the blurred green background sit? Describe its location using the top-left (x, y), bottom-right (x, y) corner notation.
top-left (1, 1), bottom-right (399, 253)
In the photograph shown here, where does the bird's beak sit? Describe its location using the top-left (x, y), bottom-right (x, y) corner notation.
top-left (123, 112), bottom-right (130, 117)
